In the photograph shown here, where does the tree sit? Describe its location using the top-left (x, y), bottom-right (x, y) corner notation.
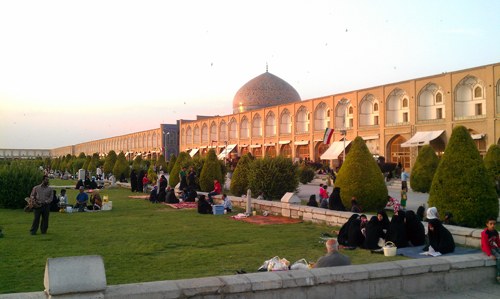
top-left (484, 144), bottom-right (500, 196)
top-left (230, 153), bottom-right (253, 196)
top-left (298, 164), bottom-right (315, 184)
top-left (156, 154), bottom-right (168, 173)
top-left (247, 156), bottom-right (299, 200)
top-left (78, 152), bottom-right (86, 159)
top-left (199, 149), bottom-right (223, 192)
top-left (169, 152), bottom-right (192, 188)
top-left (113, 152), bottom-right (129, 179)
top-left (168, 154), bottom-right (177, 173)
top-left (147, 165), bottom-right (157, 185)
top-left (88, 153), bottom-right (100, 173)
top-left (410, 145), bottom-right (439, 193)
top-left (103, 151), bottom-right (118, 175)
top-left (335, 136), bottom-right (388, 211)
top-left (0, 161), bottom-right (44, 209)
top-left (429, 126), bottom-right (498, 227)
top-left (82, 156), bottom-right (91, 170)
top-left (132, 155), bottom-right (145, 172)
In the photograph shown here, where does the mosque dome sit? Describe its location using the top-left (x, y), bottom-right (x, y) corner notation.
top-left (232, 71), bottom-right (301, 114)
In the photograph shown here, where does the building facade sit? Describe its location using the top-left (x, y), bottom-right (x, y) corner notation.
top-left (179, 63), bottom-right (500, 170)
top-left (0, 149), bottom-right (51, 159)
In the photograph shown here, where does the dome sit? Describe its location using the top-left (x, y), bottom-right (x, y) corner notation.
top-left (233, 71), bottom-right (301, 114)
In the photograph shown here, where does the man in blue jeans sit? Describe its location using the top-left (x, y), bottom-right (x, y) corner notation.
top-left (29, 175), bottom-right (53, 235)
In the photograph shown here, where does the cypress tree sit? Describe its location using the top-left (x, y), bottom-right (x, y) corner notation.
top-left (230, 153), bottom-right (253, 196)
top-left (168, 154), bottom-right (177, 173)
top-left (484, 144), bottom-right (500, 196)
top-left (429, 126), bottom-right (498, 227)
top-left (169, 152), bottom-right (191, 188)
top-left (103, 150), bottom-right (117, 175)
top-left (113, 152), bottom-right (129, 179)
top-left (199, 149), bottom-right (223, 192)
top-left (410, 145), bottom-right (439, 193)
top-left (335, 136), bottom-right (388, 211)
top-left (156, 154), bottom-right (169, 173)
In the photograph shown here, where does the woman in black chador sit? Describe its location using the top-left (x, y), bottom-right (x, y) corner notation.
top-left (338, 214), bottom-right (359, 246)
top-left (158, 175), bottom-right (167, 202)
top-left (405, 210), bottom-right (426, 246)
top-left (347, 216), bottom-right (365, 248)
top-left (363, 216), bottom-right (385, 249)
top-left (425, 218), bottom-right (455, 254)
top-left (329, 187), bottom-right (346, 211)
top-left (130, 169), bottom-right (138, 192)
top-left (387, 210), bottom-right (409, 248)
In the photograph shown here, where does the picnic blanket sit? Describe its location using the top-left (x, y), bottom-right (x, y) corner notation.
top-left (163, 202), bottom-right (198, 209)
top-left (395, 245), bottom-right (481, 259)
top-left (128, 195), bottom-right (149, 199)
top-left (232, 215), bottom-right (302, 225)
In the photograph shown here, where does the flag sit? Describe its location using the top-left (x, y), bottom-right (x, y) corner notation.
top-left (323, 128), bottom-right (334, 144)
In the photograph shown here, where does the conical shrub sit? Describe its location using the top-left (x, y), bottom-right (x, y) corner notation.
top-left (429, 126), bottom-right (498, 227)
top-left (169, 152), bottom-right (192, 188)
top-left (199, 149), bottom-right (223, 192)
top-left (335, 136), bottom-right (388, 211)
top-left (103, 150), bottom-right (117, 174)
top-left (410, 145), bottom-right (439, 193)
top-left (230, 153), bottom-right (253, 196)
top-left (484, 144), bottom-right (500, 195)
top-left (247, 156), bottom-right (299, 200)
top-left (112, 152), bottom-right (129, 179)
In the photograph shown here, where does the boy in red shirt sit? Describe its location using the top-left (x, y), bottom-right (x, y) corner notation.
top-left (481, 217), bottom-right (500, 283)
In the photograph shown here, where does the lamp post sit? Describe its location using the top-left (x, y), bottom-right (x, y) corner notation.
top-left (340, 129), bottom-right (347, 163)
top-left (163, 131), bottom-right (170, 159)
top-left (224, 140), bottom-right (228, 167)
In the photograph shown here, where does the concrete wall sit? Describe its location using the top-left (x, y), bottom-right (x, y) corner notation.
top-left (1, 254), bottom-right (495, 299)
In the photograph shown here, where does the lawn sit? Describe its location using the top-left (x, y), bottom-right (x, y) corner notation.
top-left (0, 185), bottom-right (406, 294)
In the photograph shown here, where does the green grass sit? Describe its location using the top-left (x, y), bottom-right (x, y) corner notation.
top-left (0, 186), bottom-right (406, 294)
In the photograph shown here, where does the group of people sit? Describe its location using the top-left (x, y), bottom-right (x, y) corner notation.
top-left (130, 169), bottom-right (149, 193)
top-left (306, 184), bottom-right (354, 212)
top-left (197, 193), bottom-right (232, 214)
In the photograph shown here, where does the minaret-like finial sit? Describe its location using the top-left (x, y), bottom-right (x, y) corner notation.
top-left (266, 62), bottom-right (268, 72)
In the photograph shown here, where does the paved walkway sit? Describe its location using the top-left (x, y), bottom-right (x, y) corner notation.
top-left (395, 283), bottom-right (500, 298)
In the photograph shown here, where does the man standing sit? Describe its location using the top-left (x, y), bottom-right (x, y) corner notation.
top-left (313, 238), bottom-right (351, 268)
top-left (29, 175), bottom-right (53, 235)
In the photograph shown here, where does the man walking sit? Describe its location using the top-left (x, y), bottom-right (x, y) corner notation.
top-left (29, 175), bottom-right (53, 235)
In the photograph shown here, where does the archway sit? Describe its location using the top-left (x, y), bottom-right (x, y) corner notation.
top-left (252, 147), bottom-right (262, 158)
top-left (387, 135), bottom-right (410, 169)
top-left (296, 145), bottom-right (310, 160)
top-left (315, 142), bottom-right (329, 162)
top-left (265, 146), bottom-right (276, 157)
top-left (280, 144), bottom-right (292, 158)
top-left (240, 147), bottom-right (249, 156)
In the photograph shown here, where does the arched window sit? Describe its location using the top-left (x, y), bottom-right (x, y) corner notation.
top-left (348, 106), bottom-right (354, 115)
top-left (201, 124), bottom-right (208, 143)
top-left (280, 109), bottom-right (291, 134)
top-left (252, 114), bottom-right (262, 137)
top-left (193, 126), bottom-right (200, 143)
top-left (210, 122), bottom-right (217, 143)
top-left (359, 94), bottom-right (379, 126)
top-left (436, 92), bottom-right (443, 103)
top-left (152, 134), bottom-right (157, 148)
top-left (265, 112), bottom-right (276, 137)
top-left (229, 118), bottom-right (237, 139)
top-left (335, 98), bottom-right (350, 129)
top-left (373, 103), bottom-right (379, 111)
top-left (186, 127), bottom-right (192, 145)
top-left (474, 86), bottom-right (482, 98)
top-left (386, 88), bottom-right (409, 124)
top-left (240, 117), bottom-right (249, 139)
top-left (402, 98), bottom-right (409, 108)
top-left (219, 121), bottom-right (227, 142)
top-left (181, 129), bottom-right (185, 146)
top-left (314, 102), bottom-right (329, 131)
top-left (295, 106), bottom-right (309, 134)
top-left (455, 76), bottom-right (486, 119)
top-left (417, 83), bottom-right (445, 121)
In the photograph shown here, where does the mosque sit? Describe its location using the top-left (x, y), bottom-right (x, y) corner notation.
top-left (6, 62), bottom-right (498, 171)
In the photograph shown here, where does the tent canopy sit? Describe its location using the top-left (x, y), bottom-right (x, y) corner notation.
top-left (401, 130), bottom-right (444, 147)
top-left (320, 140), bottom-right (352, 160)
top-left (189, 148), bottom-right (199, 157)
top-left (217, 144), bottom-right (237, 160)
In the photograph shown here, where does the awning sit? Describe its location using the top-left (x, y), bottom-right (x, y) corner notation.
top-left (278, 140), bottom-right (290, 144)
top-left (294, 141), bottom-right (309, 145)
top-left (199, 146), bottom-right (207, 149)
top-left (320, 140), bottom-right (352, 160)
top-left (401, 130), bottom-right (444, 147)
top-left (362, 135), bottom-right (379, 141)
top-left (189, 148), bottom-right (199, 157)
top-left (250, 144), bottom-right (262, 148)
top-left (471, 133), bottom-right (485, 140)
top-left (240, 144), bottom-right (249, 147)
top-left (264, 143), bottom-right (275, 147)
top-left (217, 144), bottom-right (237, 160)
top-left (208, 145), bottom-right (217, 149)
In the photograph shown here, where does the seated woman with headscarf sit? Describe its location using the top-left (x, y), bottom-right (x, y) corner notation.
top-left (425, 218), bottom-right (455, 254)
top-left (405, 210), bottom-right (426, 246)
top-left (338, 214), bottom-right (359, 246)
top-left (329, 187), bottom-right (346, 211)
top-left (307, 194), bottom-right (318, 207)
top-left (363, 216), bottom-right (386, 249)
top-left (197, 195), bottom-right (212, 214)
top-left (387, 207), bottom-right (409, 248)
top-left (165, 186), bottom-right (179, 203)
top-left (90, 190), bottom-right (103, 210)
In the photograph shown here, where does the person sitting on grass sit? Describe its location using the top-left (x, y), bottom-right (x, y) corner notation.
top-left (481, 217), bottom-right (500, 283)
top-left (90, 189), bottom-right (103, 210)
top-left (307, 194), bottom-right (318, 207)
top-left (222, 193), bottom-right (232, 213)
top-left (58, 189), bottom-right (68, 211)
top-left (74, 186), bottom-right (88, 212)
top-left (165, 186), bottom-right (179, 203)
top-left (197, 194), bottom-right (212, 214)
top-left (424, 218), bottom-right (455, 254)
top-left (149, 185), bottom-right (158, 203)
top-left (313, 238), bottom-right (351, 268)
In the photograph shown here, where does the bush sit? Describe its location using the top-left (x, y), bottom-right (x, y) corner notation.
top-left (298, 165), bottom-right (315, 184)
top-left (0, 161), bottom-right (44, 209)
top-left (156, 155), bottom-right (168, 173)
top-left (169, 152), bottom-right (192, 188)
top-left (103, 151), bottom-right (117, 175)
top-left (410, 145), bottom-right (439, 193)
top-left (484, 144), bottom-right (500, 195)
top-left (147, 165), bottom-right (157, 185)
top-left (113, 152), bottom-right (129, 179)
top-left (168, 154), bottom-right (177, 173)
top-left (335, 136), bottom-right (388, 211)
top-left (428, 126), bottom-right (498, 227)
top-left (247, 156), bottom-right (299, 200)
top-left (199, 149), bottom-right (224, 192)
top-left (230, 154), bottom-right (253, 196)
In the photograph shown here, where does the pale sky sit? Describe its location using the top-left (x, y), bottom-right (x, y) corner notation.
top-left (1, 0), bottom-right (499, 149)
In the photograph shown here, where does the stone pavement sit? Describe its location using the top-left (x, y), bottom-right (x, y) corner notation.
top-left (395, 283), bottom-right (500, 299)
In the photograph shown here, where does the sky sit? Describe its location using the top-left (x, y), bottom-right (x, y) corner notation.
top-left (1, 0), bottom-right (499, 149)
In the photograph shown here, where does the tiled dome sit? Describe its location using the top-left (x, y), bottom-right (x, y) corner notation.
top-left (233, 71), bottom-right (301, 114)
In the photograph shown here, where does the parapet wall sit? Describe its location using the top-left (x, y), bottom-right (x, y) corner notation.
top-left (229, 196), bottom-right (483, 248)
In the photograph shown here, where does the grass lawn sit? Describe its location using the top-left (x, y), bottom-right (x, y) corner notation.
top-left (0, 185), bottom-right (406, 294)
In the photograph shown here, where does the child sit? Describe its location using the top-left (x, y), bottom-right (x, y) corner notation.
top-left (481, 217), bottom-right (500, 283)
top-left (222, 193), bottom-right (232, 213)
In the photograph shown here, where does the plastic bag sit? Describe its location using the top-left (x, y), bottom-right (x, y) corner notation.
top-left (258, 256), bottom-right (289, 272)
top-left (290, 258), bottom-right (310, 270)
